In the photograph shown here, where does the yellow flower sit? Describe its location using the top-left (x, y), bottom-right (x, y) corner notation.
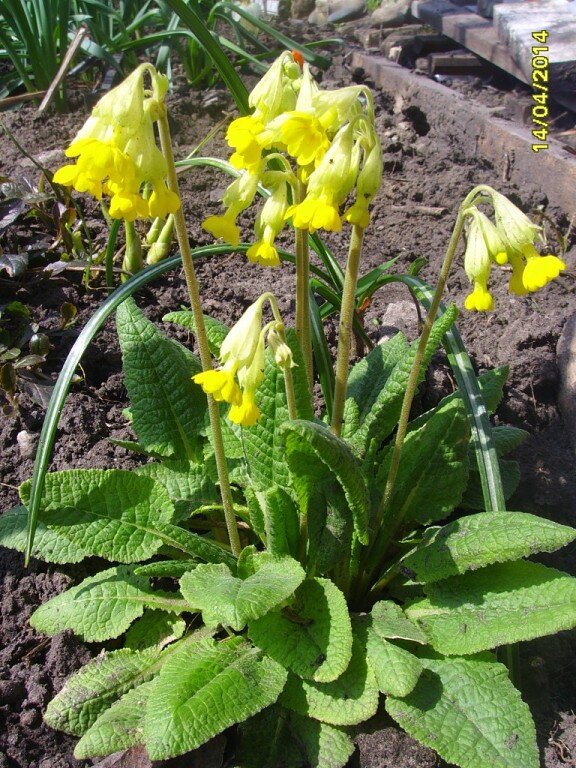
top-left (228, 390), bottom-right (260, 427)
top-left (192, 362), bottom-right (242, 405)
top-left (248, 51), bottom-right (300, 122)
top-left (202, 213), bottom-right (241, 247)
top-left (491, 191), bottom-right (541, 253)
top-left (285, 192), bottom-right (342, 233)
top-left (220, 296), bottom-right (267, 369)
top-left (344, 138), bottom-right (382, 229)
top-left (464, 282), bottom-right (494, 311)
top-left (246, 240), bottom-right (280, 267)
top-left (520, 245), bottom-right (566, 293)
top-left (267, 325), bottom-right (294, 370)
top-left (226, 115), bottom-right (265, 170)
top-left (472, 209), bottom-right (508, 265)
top-left (463, 214), bottom-right (494, 311)
top-left (52, 64), bottom-right (179, 221)
top-left (507, 252), bottom-right (528, 296)
top-left (266, 111), bottom-right (330, 167)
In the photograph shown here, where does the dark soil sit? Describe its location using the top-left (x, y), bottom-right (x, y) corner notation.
top-left (1, 34), bottom-right (575, 768)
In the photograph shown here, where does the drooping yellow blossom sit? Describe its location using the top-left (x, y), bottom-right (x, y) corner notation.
top-left (285, 122), bottom-right (358, 233)
top-left (53, 64), bottom-right (180, 220)
top-left (267, 325), bottom-right (295, 370)
top-left (228, 332), bottom-right (266, 427)
top-left (517, 244), bottom-right (566, 293)
top-left (491, 190), bottom-right (541, 253)
top-left (264, 111), bottom-right (330, 168)
top-left (246, 180), bottom-right (288, 267)
top-left (471, 208), bottom-right (508, 265)
top-left (220, 295), bottom-right (268, 369)
top-left (344, 138), bottom-right (382, 228)
top-left (192, 361), bottom-right (242, 406)
top-left (227, 115), bottom-right (266, 170)
top-left (463, 214), bottom-right (494, 311)
top-left (202, 166), bottom-right (261, 246)
top-left (248, 51), bottom-right (301, 122)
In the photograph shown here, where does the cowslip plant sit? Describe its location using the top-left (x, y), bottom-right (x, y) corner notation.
top-left (2, 54), bottom-right (574, 768)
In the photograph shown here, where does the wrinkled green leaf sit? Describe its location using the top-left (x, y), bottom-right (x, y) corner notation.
top-left (124, 610), bottom-right (186, 651)
top-left (402, 512), bottom-right (576, 583)
top-left (144, 636), bottom-right (287, 760)
top-left (249, 577), bottom-right (352, 684)
top-left (163, 310), bottom-right (229, 357)
top-left (117, 298), bottom-right (206, 459)
top-left (406, 560), bottom-right (576, 655)
top-left (386, 653), bottom-right (538, 768)
top-left (0, 505), bottom-right (88, 564)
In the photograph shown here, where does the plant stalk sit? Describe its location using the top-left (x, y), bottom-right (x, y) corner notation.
top-left (158, 111), bottom-right (242, 558)
top-left (331, 224), bottom-right (364, 436)
top-left (364, 203), bottom-right (471, 580)
top-left (295, 180), bottom-right (314, 391)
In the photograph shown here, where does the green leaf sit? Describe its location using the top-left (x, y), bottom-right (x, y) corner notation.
top-left (180, 556), bottom-right (305, 631)
top-left (351, 306), bottom-right (458, 459)
top-left (342, 333), bottom-right (408, 440)
top-left (124, 610), bottom-right (186, 651)
top-left (134, 560), bottom-right (198, 579)
top-left (116, 297), bottom-right (206, 459)
top-left (406, 560), bottom-right (576, 655)
top-left (249, 577), bottom-right (352, 683)
top-left (20, 469), bottom-right (174, 563)
top-left (136, 459), bottom-right (219, 519)
top-left (366, 634), bottom-right (422, 698)
top-left (476, 366), bottom-right (509, 414)
top-left (370, 601), bottom-right (428, 644)
top-left (375, 399), bottom-right (470, 527)
top-left (154, 521), bottom-right (237, 568)
top-left (30, 566), bottom-right (186, 642)
top-left (260, 486), bottom-right (300, 559)
top-left (163, 310), bottom-right (229, 357)
top-left (282, 420), bottom-right (369, 545)
top-left (386, 653), bottom-right (538, 768)
top-left (402, 511), bottom-right (576, 583)
top-left (280, 638), bottom-right (379, 726)
top-left (241, 331), bottom-right (313, 491)
top-left (74, 681), bottom-right (154, 759)
top-left (144, 636), bottom-right (287, 760)
top-left (0, 505), bottom-right (88, 564)
top-left (45, 646), bottom-right (165, 736)
top-left (489, 425), bottom-right (529, 455)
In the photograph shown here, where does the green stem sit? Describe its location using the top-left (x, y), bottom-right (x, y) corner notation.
top-left (331, 224), bottom-right (365, 436)
top-left (365, 200), bottom-right (472, 578)
top-left (105, 218), bottom-right (121, 290)
top-left (158, 111), bottom-right (242, 559)
top-left (283, 363), bottom-right (297, 421)
top-left (295, 181), bottom-right (313, 391)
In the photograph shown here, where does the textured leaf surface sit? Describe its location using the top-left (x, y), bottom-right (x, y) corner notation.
top-left (154, 521), bottom-right (236, 568)
top-left (386, 654), bottom-right (538, 768)
top-left (144, 637), bottom-right (287, 759)
top-left (20, 469), bottom-right (174, 563)
top-left (342, 333), bottom-right (408, 440)
top-left (117, 298), bottom-right (205, 459)
top-left (375, 399), bottom-right (469, 526)
top-left (366, 634), bottom-right (422, 697)
top-left (241, 331), bottom-right (313, 491)
top-left (406, 560), bottom-right (576, 655)
top-left (280, 639), bottom-right (379, 726)
top-left (0, 505), bottom-right (87, 564)
top-left (30, 566), bottom-right (186, 642)
top-left (74, 681), bottom-right (154, 758)
top-left (260, 486), bottom-right (300, 559)
top-left (351, 306), bottom-right (457, 458)
top-left (462, 459), bottom-right (520, 510)
top-left (45, 647), bottom-right (163, 736)
top-left (282, 420), bottom-right (369, 544)
top-left (136, 460), bottom-right (219, 519)
top-left (180, 556), bottom-right (305, 631)
top-left (249, 577), bottom-right (352, 683)
top-left (402, 512), bottom-right (576, 583)
top-left (370, 601), bottom-right (428, 643)
top-left (163, 310), bottom-right (229, 357)
top-left (124, 610), bottom-right (186, 651)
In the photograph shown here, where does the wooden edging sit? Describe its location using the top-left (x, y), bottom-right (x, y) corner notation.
top-left (352, 52), bottom-right (576, 215)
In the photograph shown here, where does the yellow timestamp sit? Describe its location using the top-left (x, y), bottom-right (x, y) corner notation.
top-left (531, 30), bottom-right (549, 152)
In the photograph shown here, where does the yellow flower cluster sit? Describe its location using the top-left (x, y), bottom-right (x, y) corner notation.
top-left (53, 64), bottom-right (180, 221)
top-left (192, 294), bottom-right (294, 427)
top-left (463, 190), bottom-right (566, 311)
top-left (202, 51), bottom-right (382, 266)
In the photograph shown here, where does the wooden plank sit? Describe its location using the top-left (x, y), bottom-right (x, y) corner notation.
top-left (410, 0), bottom-right (529, 82)
top-left (351, 52), bottom-right (576, 214)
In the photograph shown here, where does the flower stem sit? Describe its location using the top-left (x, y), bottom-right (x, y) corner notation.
top-left (158, 111), bottom-right (241, 558)
top-left (365, 203), bottom-right (468, 575)
top-left (331, 224), bottom-right (364, 436)
top-left (295, 181), bottom-right (314, 391)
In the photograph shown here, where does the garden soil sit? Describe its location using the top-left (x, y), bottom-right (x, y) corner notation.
top-left (1, 38), bottom-right (576, 768)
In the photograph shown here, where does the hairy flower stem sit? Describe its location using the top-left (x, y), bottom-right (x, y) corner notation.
top-left (363, 204), bottom-right (470, 586)
top-left (295, 181), bottom-right (314, 391)
top-left (158, 112), bottom-right (241, 558)
top-left (331, 224), bottom-right (364, 436)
